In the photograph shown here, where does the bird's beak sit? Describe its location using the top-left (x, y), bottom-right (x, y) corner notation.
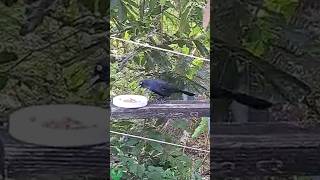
top-left (89, 75), bottom-right (100, 87)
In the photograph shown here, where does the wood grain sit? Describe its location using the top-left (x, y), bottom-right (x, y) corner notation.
top-left (211, 122), bottom-right (320, 177)
top-left (111, 100), bottom-right (210, 119)
top-left (0, 130), bottom-right (108, 179)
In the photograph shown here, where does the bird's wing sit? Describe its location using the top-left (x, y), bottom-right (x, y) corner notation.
top-left (159, 83), bottom-right (179, 93)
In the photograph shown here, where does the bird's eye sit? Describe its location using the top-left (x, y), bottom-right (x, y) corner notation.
top-left (96, 65), bottom-right (103, 71)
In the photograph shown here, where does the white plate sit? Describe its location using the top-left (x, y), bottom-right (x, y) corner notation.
top-left (112, 95), bottom-right (148, 108)
top-left (9, 104), bottom-right (107, 147)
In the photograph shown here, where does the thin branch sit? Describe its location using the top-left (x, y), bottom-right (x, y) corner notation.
top-left (110, 130), bottom-right (210, 153)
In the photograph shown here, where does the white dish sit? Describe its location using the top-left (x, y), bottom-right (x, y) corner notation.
top-left (9, 104), bottom-right (107, 147)
top-left (112, 95), bottom-right (148, 108)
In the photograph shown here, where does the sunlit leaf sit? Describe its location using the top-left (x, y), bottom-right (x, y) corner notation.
top-left (192, 117), bottom-right (208, 139)
top-left (160, 0), bottom-right (166, 6)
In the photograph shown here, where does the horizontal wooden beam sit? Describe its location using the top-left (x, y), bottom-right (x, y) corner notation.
top-left (0, 130), bottom-right (108, 178)
top-left (211, 122), bottom-right (320, 177)
top-left (111, 100), bottom-right (210, 119)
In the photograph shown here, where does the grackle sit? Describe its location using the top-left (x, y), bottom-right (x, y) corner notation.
top-left (89, 60), bottom-right (271, 110)
top-left (139, 79), bottom-right (195, 97)
top-left (90, 59), bottom-right (109, 86)
top-left (213, 85), bottom-right (272, 109)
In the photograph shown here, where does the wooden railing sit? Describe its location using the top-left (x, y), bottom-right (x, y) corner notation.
top-left (0, 100), bottom-right (210, 179)
top-left (3, 102), bottom-right (320, 178)
top-left (2, 102), bottom-right (320, 178)
top-left (111, 100), bottom-right (210, 119)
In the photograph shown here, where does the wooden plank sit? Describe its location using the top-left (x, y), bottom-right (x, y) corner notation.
top-left (111, 100), bottom-right (210, 119)
top-left (0, 130), bottom-right (108, 178)
top-left (212, 122), bottom-right (319, 135)
top-left (211, 122), bottom-right (320, 177)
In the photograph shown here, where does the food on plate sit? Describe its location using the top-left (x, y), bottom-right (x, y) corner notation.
top-left (122, 98), bottom-right (137, 103)
top-left (41, 117), bottom-right (97, 129)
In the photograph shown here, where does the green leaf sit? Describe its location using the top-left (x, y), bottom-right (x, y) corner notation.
top-left (147, 173), bottom-right (160, 180)
top-left (136, 164), bottom-right (146, 178)
top-left (149, 141), bottom-right (163, 152)
top-left (125, 138), bottom-right (139, 146)
top-left (63, 64), bottom-right (88, 91)
top-left (147, 50), bottom-right (171, 69)
top-left (177, 154), bottom-right (192, 166)
top-left (169, 148), bottom-right (183, 156)
top-left (163, 169), bottom-right (176, 179)
top-left (128, 163), bottom-right (138, 174)
top-left (194, 159), bottom-right (202, 171)
top-left (159, 0), bottom-right (166, 6)
top-left (112, 0), bottom-right (127, 22)
top-left (193, 40), bottom-right (209, 57)
top-left (146, 171), bottom-right (163, 180)
top-left (111, 168), bottom-right (124, 180)
top-left (192, 117), bottom-right (208, 139)
top-left (178, 1), bottom-right (193, 34)
top-left (110, 0), bottom-right (118, 9)
top-left (181, 45), bottom-right (190, 54)
top-left (189, 26), bottom-right (202, 37)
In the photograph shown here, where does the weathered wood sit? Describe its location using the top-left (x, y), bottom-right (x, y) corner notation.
top-left (111, 100), bottom-right (210, 119)
top-left (0, 129), bottom-right (108, 179)
top-left (211, 122), bottom-right (320, 177)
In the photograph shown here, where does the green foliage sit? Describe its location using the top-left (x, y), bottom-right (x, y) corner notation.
top-left (242, 0), bottom-right (298, 56)
top-left (110, 0), bottom-right (210, 178)
top-left (110, 167), bottom-right (124, 180)
top-left (192, 117), bottom-right (208, 139)
top-left (0, 0), bottom-right (110, 107)
top-left (111, 130), bottom-right (205, 179)
top-left (110, 0), bottom-right (210, 97)
top-left (213, 0), bottom-right (317, 123)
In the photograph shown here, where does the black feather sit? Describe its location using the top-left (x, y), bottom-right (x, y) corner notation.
top-left (213, 85), bottom-right (273, 109)
top-left (139, 79), bottom-right (195, 97)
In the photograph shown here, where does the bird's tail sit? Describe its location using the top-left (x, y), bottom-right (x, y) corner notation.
top-left (231, 92), bottom-right (273, 109)
top-left (180, 90), bottom-right (195, 96)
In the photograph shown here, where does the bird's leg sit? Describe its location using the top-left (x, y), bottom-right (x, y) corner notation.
top-left (155, 95), bottom-right (167, 104)
top-left (149, 95), bottom-right (164, 103)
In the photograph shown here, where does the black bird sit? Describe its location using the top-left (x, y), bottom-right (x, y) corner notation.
top-left (213, 85), bottom-right (272, 110)
top-left (90, 59), bottom-right (109, 86)
top-left (139, 79), bottom-right (195, 97)
top-left (89, 60), bottom-right (271, 109)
